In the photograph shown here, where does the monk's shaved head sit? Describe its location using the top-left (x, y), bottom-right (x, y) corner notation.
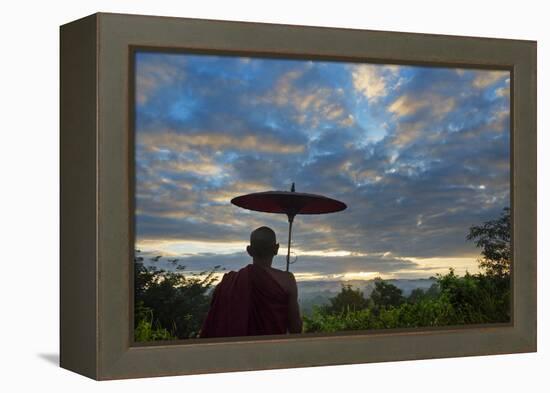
top-left (249, 226), bottom-right (278, 259)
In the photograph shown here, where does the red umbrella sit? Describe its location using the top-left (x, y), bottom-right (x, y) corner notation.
top-left (231, 183), bottom-right (347, 271)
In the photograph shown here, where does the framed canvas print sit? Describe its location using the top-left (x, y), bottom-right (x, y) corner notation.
top-left (60, 12), bottom-right (537, 380)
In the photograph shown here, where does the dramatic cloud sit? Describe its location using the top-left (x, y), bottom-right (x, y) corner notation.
top-left (134, 52), bottom-right (510, 280)
top-left (136, 54), bottom-right (186, 105)
top-left (139, 131), bottom-right (305, 154)
top-left (388, 94), bottom-right (455, 118)
top-left (472, 70), bottom-right (508, 89)
top-left (351, 64), bottom-right (399, 102)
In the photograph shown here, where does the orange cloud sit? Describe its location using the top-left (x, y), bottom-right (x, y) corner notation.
top-left (140, 131), bottom-right (305, 154)
top-left (472, 70), bottom-right (508, 89)
top-left (389, 94), bottom-right (455, 118)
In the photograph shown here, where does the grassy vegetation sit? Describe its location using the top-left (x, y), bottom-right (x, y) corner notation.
top-left (303, 269), bottom-right (510, 333)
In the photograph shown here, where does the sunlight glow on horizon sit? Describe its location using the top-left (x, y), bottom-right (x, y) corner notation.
top-left (136, 238), bottom-right (480, 281)
top-left (136, 239), bottom-right (248, 256)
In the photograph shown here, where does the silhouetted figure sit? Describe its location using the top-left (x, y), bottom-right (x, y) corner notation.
top-left (200, 226), bottom-right (302, 338)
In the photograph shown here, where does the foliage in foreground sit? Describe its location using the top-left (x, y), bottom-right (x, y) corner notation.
top-left (134, 301), bottom-right (175, 342)
top-left (133, 257), bottom-right (220, 341)
top-left (303, 270), bottom-right (510, 333)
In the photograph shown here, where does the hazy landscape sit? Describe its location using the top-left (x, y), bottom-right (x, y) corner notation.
top-left (297, 278), bottom-right (437, 315)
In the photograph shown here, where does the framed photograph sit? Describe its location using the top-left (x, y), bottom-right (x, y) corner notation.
top-left (60, 12), bottom-right (536, 380)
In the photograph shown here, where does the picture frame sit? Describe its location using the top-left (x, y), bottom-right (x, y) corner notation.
top-left (60, 12), bottom-right (536, 380)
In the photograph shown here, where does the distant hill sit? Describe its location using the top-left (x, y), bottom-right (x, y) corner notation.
top-left (297, 278), bottom-right (437, 316)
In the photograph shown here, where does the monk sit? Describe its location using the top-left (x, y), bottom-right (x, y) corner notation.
top-left (200, 226), bottom-right (302, 338)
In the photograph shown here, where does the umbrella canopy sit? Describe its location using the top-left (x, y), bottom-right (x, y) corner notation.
top-left (231, 190), bottom-right (346, 217)
top-left (230, 183), bottom-right (347, 272)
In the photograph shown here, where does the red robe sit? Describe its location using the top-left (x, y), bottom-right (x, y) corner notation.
top-left (200, 264), bottom-right (289, 338)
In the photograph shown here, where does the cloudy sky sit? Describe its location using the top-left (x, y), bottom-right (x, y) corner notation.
top-left (134, 51), bottom-right (510, 281)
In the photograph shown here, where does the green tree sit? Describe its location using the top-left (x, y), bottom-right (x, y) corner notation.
top-left (369, 279), bottom-right (404, 308)
top-left (436, 268), bottom-right (510, 323)
top-left (467, 207), bottom-right (511, 277)
top-left (324, 284), bottom-right (369, 314)
top-left (133, 252), bottom-right (220, 341)
top-left (408, 288), bottom-right (426, 304)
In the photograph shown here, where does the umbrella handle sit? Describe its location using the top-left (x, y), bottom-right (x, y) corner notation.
top-left (286, 214), bottom-right (295, 272)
